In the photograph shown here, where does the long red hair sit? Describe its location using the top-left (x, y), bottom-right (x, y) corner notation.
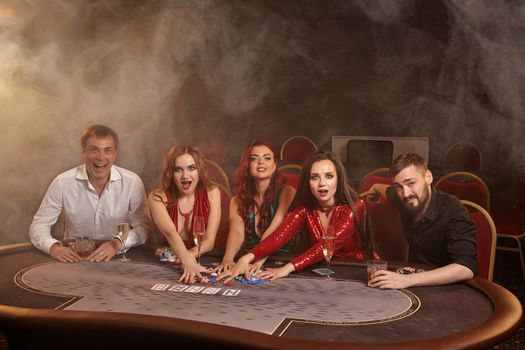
top-left (235, 141), bottom-right (285, 236)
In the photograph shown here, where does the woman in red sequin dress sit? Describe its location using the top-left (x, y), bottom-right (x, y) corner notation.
top-left (149, 144), bottom-right (221, 284)
top-left (218, 151), bottom-right (374, 282)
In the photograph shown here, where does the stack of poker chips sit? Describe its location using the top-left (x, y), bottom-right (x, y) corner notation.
top-left (239, 274), bottom-right (265, 285)
top-left (201, 273), bottom-right (234, 286)
top-left (200, 273), bottom-right (265, 286)
top-left (155, 247), bottom-right (177, 262)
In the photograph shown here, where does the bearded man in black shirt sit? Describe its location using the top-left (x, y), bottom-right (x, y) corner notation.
top-left (366, 153), bottom-right (477, 289)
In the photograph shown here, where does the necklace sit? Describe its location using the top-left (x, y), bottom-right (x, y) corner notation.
top-left (178, 205), bottom-right (194, 233)
top-left (318, 205), bottom-right (335, 218)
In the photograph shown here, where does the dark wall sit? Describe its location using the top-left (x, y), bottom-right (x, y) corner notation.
top-left (1, 0), bottom-right (524, 244)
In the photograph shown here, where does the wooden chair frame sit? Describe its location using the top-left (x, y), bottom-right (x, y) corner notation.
top-left (461, 200), bottom-right (497, 281)
top-left (496, 230), bottom-right (525, 281)
top-left (280, 136), bottom-right (318, 161)
top-left (204, 159), bottom-right (232, 197)
top-left (435, 171), bottom-right (491, 212)
top-left (358, 167), bottom-right (391, 193)
top-left (278, 164), bottom-right (303, 173)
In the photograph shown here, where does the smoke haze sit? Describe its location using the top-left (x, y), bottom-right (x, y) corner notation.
top-left (1, 0), bottom-right (524, 244)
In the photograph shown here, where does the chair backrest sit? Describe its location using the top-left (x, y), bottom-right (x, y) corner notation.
top-left (278, 164), bottom-right (302, 190)
top-left (280, 136), bottom-right (317, 162)
top-left (213, 184), bottom-right (232, 252)
top-left (461, 200), bottom-right (496, 281)
top-left (365, 195), bottom-right (408, 261)
top-left (282, 173), bottom-right (300, 190)
top-left (435, 172), bottom-right (491, 212)
top-left (205, 159), bottom-right (232, 197)
top-left (442, 142), bottom-right (482, 173)
top-left (516, 170), bottom-right (525, 208)
top-left (358, 167), bottom-right (392, 193)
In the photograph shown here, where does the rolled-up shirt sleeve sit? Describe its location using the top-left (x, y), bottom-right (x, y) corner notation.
top-left (124, 176), bottom-right (151, 251)
top-left (446, 203), bottom-right (478, 275)
top-left (29, 177), bottom-right (64, 254)
top-left (30, 166), bottom-right (152, 255)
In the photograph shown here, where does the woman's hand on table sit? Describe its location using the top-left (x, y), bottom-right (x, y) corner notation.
top-left (258, 263), bottom-right (295, 281)
top-left (178, 255), bottom-right (209, 284)
top-left (246, 259), bottom-right (265, 276)
top-left (214, 260), bottom-right (235, 274)
top-left (218, 254), bottom-right (253, 283)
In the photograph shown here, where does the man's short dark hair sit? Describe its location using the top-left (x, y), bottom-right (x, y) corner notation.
top-left (390, 153), bottom-right (428, 178)
top-left (81, 125), bottom-right (119, 149)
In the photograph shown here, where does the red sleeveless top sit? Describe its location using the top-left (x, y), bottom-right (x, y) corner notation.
top-left (166, 187), bottom-right (210, 246)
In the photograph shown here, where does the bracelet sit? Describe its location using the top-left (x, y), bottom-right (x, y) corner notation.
top-left (113, 235), bottom-right (124, 251)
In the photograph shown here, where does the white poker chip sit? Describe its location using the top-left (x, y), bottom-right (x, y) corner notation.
top-left (396, 267), bottom-right (416, 274)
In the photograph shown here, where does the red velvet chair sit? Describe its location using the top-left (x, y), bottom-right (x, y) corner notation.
top-left (278, 164), bottom-right (302, 190)
top-left (212, 184), bottom-right (232, 252)
top-left (205, 159), bottom-right (232, 197)
top-left (442, 142), bottom-right (482, 173)
top-left (201, 159), bottom-right (232, 252)
top-left (365, 195), bottom-right (408, 262)
top-left (435, 172), bottom-right (490, 212)
top-left (491, 170), bottom-right (525, 280)
top-left (358, 167), bottom-right (392, 194)
top-left (462, 200), bottom-right (497, 281)
top-left (280, 136), bottom-right (317, 162)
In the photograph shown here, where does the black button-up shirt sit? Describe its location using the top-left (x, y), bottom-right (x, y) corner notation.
top-left (387, 185), bottom-right (477, 275)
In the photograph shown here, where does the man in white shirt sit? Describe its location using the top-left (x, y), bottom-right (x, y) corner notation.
top-left (30, 124), bottom-right (151, 263)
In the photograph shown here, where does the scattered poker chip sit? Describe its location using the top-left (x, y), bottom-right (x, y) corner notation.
top-left (239, 274), bottom-right (265, 285)
top-left (156, 247), bottom-right (177, 263)
top-left (199, 273), bottom-right (265, 286)
top-left (396, 267), bottom-right (420, 274)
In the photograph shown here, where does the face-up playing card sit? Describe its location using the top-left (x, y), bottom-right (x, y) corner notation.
top-left (185, 286), bottom-right (205, 293)
top-left (312, 268), bottom-right (335, 276)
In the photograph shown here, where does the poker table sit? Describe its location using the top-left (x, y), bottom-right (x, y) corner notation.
top-left (0, 243), bottom-right (521, 350)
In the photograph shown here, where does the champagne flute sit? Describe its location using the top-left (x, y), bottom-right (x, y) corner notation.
top-left (117, 223), bottom-right (131, 262)
top-left (321, 225), bottom-right (335, 280)
top-left (193, 216), bottom-right (205, 264)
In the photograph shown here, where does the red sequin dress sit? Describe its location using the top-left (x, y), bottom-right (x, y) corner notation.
top-left (250, 198), bottom-right (367, 272)
top-left (166, 187), bottom-right (210, 246)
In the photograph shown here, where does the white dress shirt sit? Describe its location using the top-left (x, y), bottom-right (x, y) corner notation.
top-left (29, 165), bottom-right (151, 254)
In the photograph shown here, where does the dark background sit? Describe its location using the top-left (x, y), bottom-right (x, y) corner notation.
top-left (1, 0), bottom-right (524, 244)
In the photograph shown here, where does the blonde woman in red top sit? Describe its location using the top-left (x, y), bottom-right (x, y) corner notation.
top-left (149, 144), bottom-right (221, 284)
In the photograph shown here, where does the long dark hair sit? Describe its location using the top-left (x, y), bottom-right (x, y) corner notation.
top-left (235, 141), bottom-right (285, 236)
top-left (292, 151), bottom-right (373, 257)
top-left (291, 151), bottom-right (359, 209)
